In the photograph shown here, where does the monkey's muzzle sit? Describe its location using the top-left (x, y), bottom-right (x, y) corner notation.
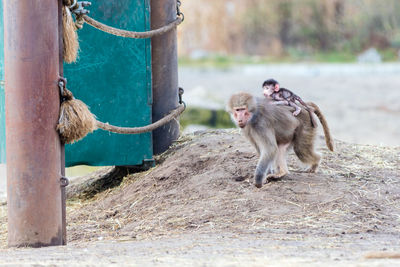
top-left (238, 122), bottom-right (246, 128)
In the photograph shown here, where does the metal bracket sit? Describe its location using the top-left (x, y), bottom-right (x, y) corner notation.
top-left (178, 87), bottom-right (184, 104)
top-left (178, 87), bottom-right (186, 110)
top-left (58, 77), bottom-right (67, 102)
top-left (60, 176), bottom-right (70, 187)
top-left (70, 1), bottom-right (91, 16)
top-left (176, 0), bottom-right (184, 21)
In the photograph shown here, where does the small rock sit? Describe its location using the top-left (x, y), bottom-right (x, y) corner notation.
top-left (357, 48), bottom-right (382, 63)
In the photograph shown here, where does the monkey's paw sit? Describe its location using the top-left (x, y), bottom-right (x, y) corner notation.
top-left (306, 165), bottom-right (318, 173)
top-left (265, 172), bottom-right (287, 183)
top-left (295, 166), bottom-right (318, 173)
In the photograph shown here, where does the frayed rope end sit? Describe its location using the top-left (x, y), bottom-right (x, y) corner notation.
top-left (57, 89), bottom-right (97, 144)
top-left (63, 6), bottom-right (79, 63)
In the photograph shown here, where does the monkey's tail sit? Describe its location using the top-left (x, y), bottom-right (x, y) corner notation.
top-left (307, 109), bottom-right (317, 128)
top-left (308, 102), bottom-right (334, 151)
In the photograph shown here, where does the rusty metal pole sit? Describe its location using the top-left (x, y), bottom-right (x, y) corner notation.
top-left (57, 0), bottom-right (67, 246)
top-left (151, 0), bottom-right (180, 155)
top-left (4, 1), bottom-right (64, 247)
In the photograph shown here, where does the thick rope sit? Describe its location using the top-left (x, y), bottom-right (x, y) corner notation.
top-left (78, 15), bottom-right (183, 39)
top-left (96, 104), bottom-right (185, 134)
top-left (57, 78), bottom-right (186, 143)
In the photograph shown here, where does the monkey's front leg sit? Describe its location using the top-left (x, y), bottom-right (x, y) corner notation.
top-left (254, 152), bottom-right (275, 188)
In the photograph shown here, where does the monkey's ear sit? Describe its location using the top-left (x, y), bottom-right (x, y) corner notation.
top-left (274, 84), bottom-right (280, 92)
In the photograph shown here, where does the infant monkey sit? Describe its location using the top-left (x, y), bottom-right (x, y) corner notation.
top-left (262, 78), bottom-right (317, 127)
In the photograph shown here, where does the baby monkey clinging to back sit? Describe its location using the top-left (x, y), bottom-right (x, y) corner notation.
top-left (262, 78), bottom-right (317, 127)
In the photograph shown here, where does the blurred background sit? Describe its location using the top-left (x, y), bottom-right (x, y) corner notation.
top-left (177, 0), bottom-right (400, 147)
top-left (178, 0), bottom-right (400, 61)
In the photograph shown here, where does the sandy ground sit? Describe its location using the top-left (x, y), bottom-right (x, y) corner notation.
top-left (0, 63), bottom-right (399, 265)
top-left (0, 233), bottom-right (399, 266)
top-left (1, 128), bottom-right (399, 265)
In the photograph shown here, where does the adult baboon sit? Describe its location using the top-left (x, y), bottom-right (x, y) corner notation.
top-left (228, 92), bottom-right (333, 188)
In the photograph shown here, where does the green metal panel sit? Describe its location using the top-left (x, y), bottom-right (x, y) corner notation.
top-left (64, 0), bottom-right (153, 167)
top-left (0, 2), bottom-right (5, 163)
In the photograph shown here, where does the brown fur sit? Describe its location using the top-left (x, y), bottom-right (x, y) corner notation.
top-left (308, 102), bottom-right (334, 151)
top-left (303, 104), bottom-right (318, 128)
top-left (227, 92), bottom-right (333, 187)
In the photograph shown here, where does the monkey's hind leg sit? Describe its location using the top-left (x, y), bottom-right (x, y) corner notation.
top-left (289, 102), bottom-right (301, 116)
top-left (293, 131), bottom-right (321, 173)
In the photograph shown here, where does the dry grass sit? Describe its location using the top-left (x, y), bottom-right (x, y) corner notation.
top-left (0, 130), bottom-right (399, 249)
top-left (64, 130), bottom-right (400, 244)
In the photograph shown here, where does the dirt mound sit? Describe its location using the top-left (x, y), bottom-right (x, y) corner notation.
top-left (66, 129), bottom-right (400, 243)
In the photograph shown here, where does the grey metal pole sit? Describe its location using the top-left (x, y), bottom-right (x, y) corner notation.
top-left (151, 0), bottom-right (180, 155)
top-left (4, 0), bottom-right (64, 247)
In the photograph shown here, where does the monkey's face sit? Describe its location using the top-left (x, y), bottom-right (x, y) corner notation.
top-left (233, 106), bottom-right (252, 128)
top-left (263, 86), bottom-right (274, 98)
